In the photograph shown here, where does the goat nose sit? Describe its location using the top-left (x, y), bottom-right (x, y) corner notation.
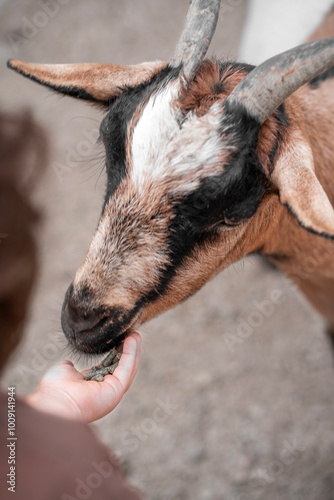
top-left (61, 284), bottom-right (106, 335)
top-left (61, 284), bottom-right (130, 354)
top-left (65, 302), bottom-right (103, 333)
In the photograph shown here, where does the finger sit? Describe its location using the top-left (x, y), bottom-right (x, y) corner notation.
top-left (126, 332), bottom-right (142, 385)
top-left (104, 332), bottom-right (142, 394)
top-left (119, 332), bottom-right (142, 389)
top-left (117, 331), bottom-right (142, 388)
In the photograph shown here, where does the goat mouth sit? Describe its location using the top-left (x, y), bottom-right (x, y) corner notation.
top-left (65, 313), bottom-right (140, 355)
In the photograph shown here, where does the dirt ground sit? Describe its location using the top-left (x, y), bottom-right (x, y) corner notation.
top-left (1, 1), bottom-right (334, 499)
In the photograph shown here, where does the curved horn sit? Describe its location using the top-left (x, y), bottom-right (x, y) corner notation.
top-left (226, 37), bottom-right (334, 123)
top-left (170, 0), bottom-right (221, 81)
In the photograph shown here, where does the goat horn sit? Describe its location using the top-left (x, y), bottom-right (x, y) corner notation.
top-left (170, 0), bottom-right (221, 81)
top-left (226, 37), bottom-right (334, 123)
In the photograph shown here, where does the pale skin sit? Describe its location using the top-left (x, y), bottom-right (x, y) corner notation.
top-left (26, 332), bottom-right (142, 423)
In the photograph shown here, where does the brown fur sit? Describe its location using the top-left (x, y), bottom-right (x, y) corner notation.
top-left (70, 21), bottom-right (334, 338)
top-left (8, 8), bottom-right (334, 349)
top-left (8, 59), bottom-right (167, 103)
top-left (258, 9), bottom-right (334, 326)
top-left (141, 7), bottom-right (334, 328)
top-left (177, 60), bottom-right (247, 116)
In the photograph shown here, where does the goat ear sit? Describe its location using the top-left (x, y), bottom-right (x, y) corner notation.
top-left (7, 59), bottom-right (167, 105)
top-left (272, 130), bottom-right (334, 238)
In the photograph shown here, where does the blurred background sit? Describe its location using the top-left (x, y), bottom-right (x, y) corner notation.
top-left (1, 1), bottom-right (334, 499)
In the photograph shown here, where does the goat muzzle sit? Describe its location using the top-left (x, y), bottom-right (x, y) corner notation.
top-left (61, 284), bottom-right (130, 354)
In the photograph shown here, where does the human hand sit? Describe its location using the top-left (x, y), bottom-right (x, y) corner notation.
top-left (26, 332), bottom-right (142, 423)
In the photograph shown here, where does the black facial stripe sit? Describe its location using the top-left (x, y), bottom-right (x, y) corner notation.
top-left (166, 105), bottom-right (267, 254)
top-left (104, 61), bottom-right (275, 311)
top-left (90, 303), bottom-right (142, 353)
top-left (102, 65), bottom-right (182, 207)
top-left (309, 66), bottom-right (334, 88)
top-left (136, 101), bottom-right (270, 308)
top-left (102, 60), bottom-right (255, 206)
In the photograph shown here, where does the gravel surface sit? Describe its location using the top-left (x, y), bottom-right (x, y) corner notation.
top-left (1, 1), bottom-right (333, 499)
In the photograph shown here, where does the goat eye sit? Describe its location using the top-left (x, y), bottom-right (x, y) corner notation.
top-left (223, 219), bottom-right (240, 229)
top-left (206, 219), bottom-right (239, 232)
top-left (223, 218), bottom-right (238, 228)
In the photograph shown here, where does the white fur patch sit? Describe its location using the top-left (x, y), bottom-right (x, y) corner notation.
top-left (131, 82), bottom-right (180, 186)
top-left (130, 84), bottom-right (226, 193)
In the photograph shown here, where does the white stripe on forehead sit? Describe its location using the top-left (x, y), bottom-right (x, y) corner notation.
top-left (130, 82), bottom-right (180, 186)
top-left (130, 82), bottom-right (226, 192)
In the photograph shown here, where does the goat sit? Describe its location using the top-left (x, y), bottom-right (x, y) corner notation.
top-left (7, 0), bottom-right (334, 361)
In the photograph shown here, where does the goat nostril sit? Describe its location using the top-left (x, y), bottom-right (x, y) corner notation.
top-left (61, 286), bottom-right (106, 333)
top-left (67, 303), bottom-right (106, 332)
